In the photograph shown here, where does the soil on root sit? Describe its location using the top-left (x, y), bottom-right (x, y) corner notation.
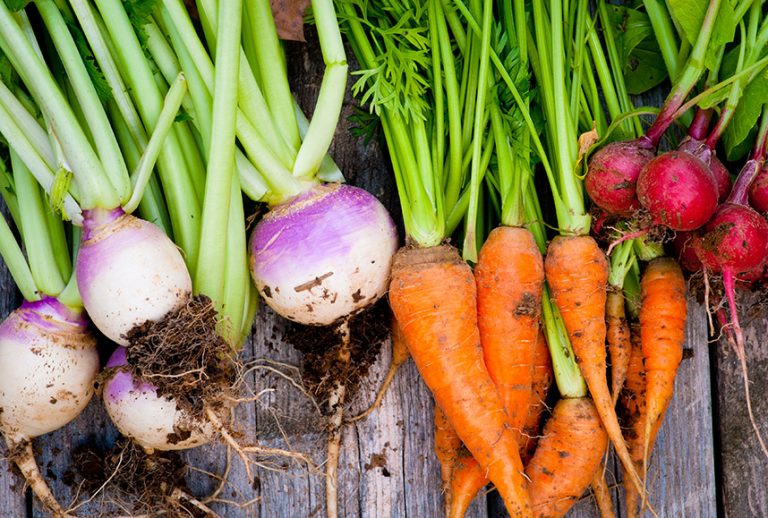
top-left (285, 300), bottom-right (391, 415)
top-left (65, 440), bottom-right (205, 516)
top-left (124, 295), bottom-right (235, 418)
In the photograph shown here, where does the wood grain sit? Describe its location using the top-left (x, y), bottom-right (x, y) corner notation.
top-left (715, 292), bottom-right (768, 518)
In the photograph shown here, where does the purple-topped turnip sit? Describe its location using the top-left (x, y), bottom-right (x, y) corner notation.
top-left (102, 347), bottom-right (215, 452)
top-left (0, 152), bottom-right (99, 515)
top-left (250, 183), bottom-right (397, 325)
top-left (77, 208), bottom-right (193, 345)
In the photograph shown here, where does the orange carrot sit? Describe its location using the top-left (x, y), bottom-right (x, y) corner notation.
top-left (475, 227), bottom-right (544, 436)
top-left (639, 258), bottom-right (686, 489)
top-left (434, 405), bottom-right (488, 518)
top-left (350, 316), bottom-right (410, 422)
top-left (607, 288), bottom-right (631, 405)
top-left (434, 404), bottom-right (463, 506)
top-left (520, 331), bottom-right (553, 466)
top-left (390, 245), bottom-right (531, 517)
top-left (619, 324), bottom-right (646, 518)
top-left (591, 460), bottom-right (616, 518)
top-left (526, 397), bottom-right (608, 517)
top-left (544, 235), bottom-right (643, 493)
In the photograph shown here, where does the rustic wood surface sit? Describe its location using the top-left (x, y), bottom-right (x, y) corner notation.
top-left (0, 27), bottom-right (761, 518)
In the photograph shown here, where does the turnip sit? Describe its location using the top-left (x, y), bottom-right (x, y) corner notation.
top-left (250, 183), bottom-right (397, 325)
top-left (0, 154), bottom-right (98, 515)
top-left (102, 347), bottom-right (215, 452)
top-left (0, 0), bottom-right (246, 470)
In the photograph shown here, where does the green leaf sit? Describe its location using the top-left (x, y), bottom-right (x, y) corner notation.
top-left (123, 0), bottom-right (160, 48)
top-left (667, 0), bottom-right (737, 70)
top-left (6, 0), bottom-right (31, 11)
top-left (174, 110), bottom-right (193, 123)
top-left (604, 5), bottom-right (668, 94)
top-left (723, 67), bottom-right (768, 160)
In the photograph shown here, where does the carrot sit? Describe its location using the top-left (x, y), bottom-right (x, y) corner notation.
top-left (619, 324), bottom-right (646, 518)
top-left (590, 460), bottom-right (616, 518)
top-left (434, 405), bottom-right (488, 518)
top-left (607, 288), bottom-right (631, 405)
top-left (544, 235), bottom-right (643, 493)
top-left (350, 316), bottom-right (410, 422)
top-left (475, 226), bottom-right (544, 437)
top-left (639, 258), bottom-right (686, 490)
top-left (390, 244), bottom-right (531, 517)
top-left (526, 397), bottom-right (608, 517)
top-left (520, 331), bottom-right (554, 465)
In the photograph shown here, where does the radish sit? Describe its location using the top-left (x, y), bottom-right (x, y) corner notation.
top-left (585, 141), bottom-right (655, 217)
top-left (636, 151), bottom-right (719, 231)
top-left (749, 164), bottom-right (768, 212)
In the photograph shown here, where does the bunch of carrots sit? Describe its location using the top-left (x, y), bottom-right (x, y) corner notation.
top-left (338, 0), bottom-right (767, 516)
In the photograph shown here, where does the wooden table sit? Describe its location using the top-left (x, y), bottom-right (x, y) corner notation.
top-left (1, 34), bottom-right (765, 518)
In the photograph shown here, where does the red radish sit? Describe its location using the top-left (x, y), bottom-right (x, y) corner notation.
top-left (709, 156), bottom-right (732, 202)
top-left (748, 164), bottom-right (768, 212)
top-left (694, 202), bottom-right (768, 275)
top-left (673, 232), bottom-right (703, 273)
top-left (636, 151), bottom-right (719, 231)
top-left (585, 141), bottom-right (655, 216)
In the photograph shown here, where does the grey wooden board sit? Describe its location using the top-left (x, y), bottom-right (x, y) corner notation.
top-left (715, 291), bottom-right (768, 518)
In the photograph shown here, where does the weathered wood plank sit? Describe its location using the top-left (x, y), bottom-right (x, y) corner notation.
top-left (0, 256), bottom-right (28, 517)
top-left (715, 292), bottom-right (768, 518)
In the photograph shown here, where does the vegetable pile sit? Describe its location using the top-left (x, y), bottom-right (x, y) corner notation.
top-left (0, 0), bottom-right (765, 516)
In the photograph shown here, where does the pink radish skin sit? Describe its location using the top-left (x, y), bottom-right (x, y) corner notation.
top-left (585, 141), bottom-right (655, 216)
top-left (694, 204), bottom-right (768, 275)
top-left (636, 151), bottom-right (719, 231)
top-left (748, 165), bottom-right (768, 212)
top-left (673, 231), bottom-right (703, 273)
top-left (709, 156), bottom-right (732, 203)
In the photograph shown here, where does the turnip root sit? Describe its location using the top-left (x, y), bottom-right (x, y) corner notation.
top-left (0, 298), bottom-right (98, 516)
top-left (250, 183), bottom-right (397, 325)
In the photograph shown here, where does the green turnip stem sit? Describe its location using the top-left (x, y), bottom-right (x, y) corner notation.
top-left (108, 103), bottom-right (172, 235)
top-left (0, 2), bottom-right (116, 209)
top-left (0, 82), bottom-right (55, 168)
top-left (195, 0), bottom-right (242, 310)
top-left (69, 0), bottom-right (146, 150)
top-left (124, 74), bottom-right (188, 214)
top-left (159, 2), bottom-right (300, 198)
top-left (11, 153), bottom-right (65, 297)
top-left (93, 0), bottom-right (201, 267)
top-left (36, 0), bottom-right (130, 203)
top-left (242, 0), bottom-right (300, 151)
top-left (0, 93), bottom-right (82, 223)
top-left (293, 100), bottom-right (344, 183)
top-left (0, 211), bottom-right (38, 302)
